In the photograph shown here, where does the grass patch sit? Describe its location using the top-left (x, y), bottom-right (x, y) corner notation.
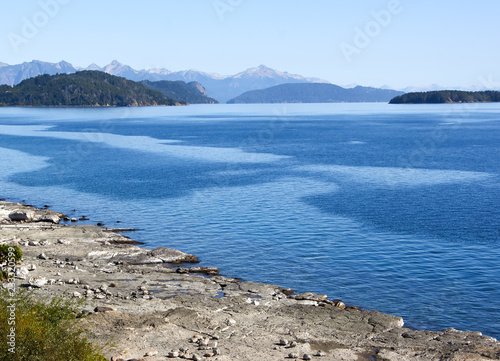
top-left (0, 289), bottom-right (107, 361)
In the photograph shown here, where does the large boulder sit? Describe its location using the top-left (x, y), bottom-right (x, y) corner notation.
top-left (8, 210), bottom-right (36, 221)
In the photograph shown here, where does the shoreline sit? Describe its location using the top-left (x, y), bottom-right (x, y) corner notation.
top-left (1, 199), bottom-right (499, 361)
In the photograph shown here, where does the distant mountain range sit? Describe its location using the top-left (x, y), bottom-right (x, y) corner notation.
top-left (0, 60), bottom-right (77, 87)
top-left (227, 83), bottom-right (403, 103)
top-left (0, 60), bottom-right (329, 103)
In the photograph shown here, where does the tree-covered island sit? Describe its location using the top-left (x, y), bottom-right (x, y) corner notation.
top-left (0, 71), bottom-right (179, 107)
top-left (389, 90), bottom-right (500, 104)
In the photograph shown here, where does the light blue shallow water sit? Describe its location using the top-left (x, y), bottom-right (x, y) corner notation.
top-left (0, 103), bottom-right (499, 338)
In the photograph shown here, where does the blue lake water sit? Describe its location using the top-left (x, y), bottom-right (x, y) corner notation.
top-left (0, 103), bottom-right (499, 339)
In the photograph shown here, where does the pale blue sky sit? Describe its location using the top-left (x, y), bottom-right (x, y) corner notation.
top-left (1, 0), bottom-right (499, 89)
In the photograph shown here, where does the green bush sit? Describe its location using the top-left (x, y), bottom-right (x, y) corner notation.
top-left (0, 290), bottom-right (107, 361)
top-left (0, 245), bottom-right (23, 281)
top-left (0, 245), bottom-right (23, 263)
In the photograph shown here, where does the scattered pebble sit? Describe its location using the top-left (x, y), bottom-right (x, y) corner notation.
top-left (15, 267), bottom-right (29, 278)
top-left (332, 299), bottom-right (346, 309)
top-left (278, 339), bottom-right (288, 346)
top-left (283, 287), bottom-right (295, 296)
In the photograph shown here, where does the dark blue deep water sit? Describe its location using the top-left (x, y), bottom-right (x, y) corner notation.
top-left (0, 103), bottom-right (499, 339)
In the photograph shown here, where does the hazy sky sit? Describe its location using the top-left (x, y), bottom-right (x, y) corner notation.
top-left (1, 0), bottom-right (499, 89)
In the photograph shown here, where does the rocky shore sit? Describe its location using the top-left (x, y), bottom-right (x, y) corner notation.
top-left (1, 200), bottom-right (499, 361)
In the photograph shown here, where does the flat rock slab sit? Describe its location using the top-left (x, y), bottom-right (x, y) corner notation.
top-left (0, 200), bottom-right (65, 224)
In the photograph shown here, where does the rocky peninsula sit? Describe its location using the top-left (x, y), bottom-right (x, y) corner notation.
top-left (1, 200), bottom-right (499, 361)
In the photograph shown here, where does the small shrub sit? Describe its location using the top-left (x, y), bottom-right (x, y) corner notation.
top-left (0, 245), bottom-right (23, 263)
top-left (0, 245), bottom-right (23, 282)
top-left (0, 290), bottom-right (107, 361)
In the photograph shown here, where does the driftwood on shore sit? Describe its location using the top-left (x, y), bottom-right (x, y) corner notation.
top-left (1, 200), bottom-right (499, 361)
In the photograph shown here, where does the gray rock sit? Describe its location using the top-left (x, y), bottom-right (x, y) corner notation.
top-left (15, 267), bottom-right (29, 278)
top-left (283, 287), bottom-right (295, 296)
top-left (176, 266), bottom-right (219, 275)
top-left (278, 339), bottom-right (288, 346)
top-left (292, 292), bottom-right (327, 302)
top-left (151, 246), bottom-right (199, 264)
top-left (29, 277), bottom-right (47, 288)
top-left (332, 299), bottom-right (346, 309)
top-left (38, 253), bottom-right (48, 260)
top-left (9, 210), bottom-right (35, 221)
top-left (33, 211), bottom-right (62, 224)
top-left (296, 300), bottom-right (319, 306)
top-left (167, 351), bottom-right (179, 358)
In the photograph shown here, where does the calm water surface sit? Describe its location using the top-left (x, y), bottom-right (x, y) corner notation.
top-left (0, 103), bottom-right (499, 339)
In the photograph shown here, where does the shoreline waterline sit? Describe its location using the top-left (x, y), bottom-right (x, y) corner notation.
top-left (0, 196), bottom-right (493, 338)
top-left (1, 198), bottom-right (500, 361)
